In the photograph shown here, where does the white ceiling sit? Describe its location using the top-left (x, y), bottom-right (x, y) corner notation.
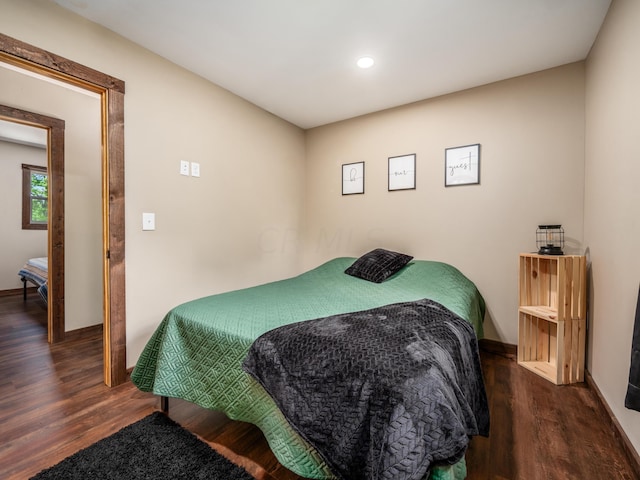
top-left (47, 1), bottom-right (609, 129)
top-left (0, 119), bottom-right (47, 149)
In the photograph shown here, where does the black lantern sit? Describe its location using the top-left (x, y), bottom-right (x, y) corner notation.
top-left (536, 225), bottom-right (564, 255)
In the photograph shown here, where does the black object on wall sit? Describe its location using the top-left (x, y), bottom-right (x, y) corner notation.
top-left (625, 285), bottom-right (640, 412)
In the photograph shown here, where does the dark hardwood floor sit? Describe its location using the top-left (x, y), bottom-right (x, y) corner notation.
top-left (1, 292), bottom-right (638, 480)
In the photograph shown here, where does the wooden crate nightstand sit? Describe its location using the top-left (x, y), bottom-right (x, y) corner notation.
top-left (517, 253), bottom-right (587, 385)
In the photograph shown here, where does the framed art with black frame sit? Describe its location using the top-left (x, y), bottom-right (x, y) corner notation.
top-left (388, 154), bottom-right (416, 191)
top-left (445, 143), bottom-right (480, 186)
top-left (342, 161), bottom-right (365, 195)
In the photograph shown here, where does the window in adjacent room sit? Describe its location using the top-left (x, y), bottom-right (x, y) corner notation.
top-left (22, 163), bottom-right (48, 230)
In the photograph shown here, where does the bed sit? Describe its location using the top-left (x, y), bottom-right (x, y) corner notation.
top-left (17, 256), bottom-right (48, 304)
top-left (132, 252), bottom-right (489, 480)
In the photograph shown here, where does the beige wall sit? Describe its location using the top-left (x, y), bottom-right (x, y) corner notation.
top-left (304, 63), bottom-right (586, 343)
top-left (0, 140), bottom-right (47, 289)
top-left (0, 0), bottom-right (306, 362)
top-left (0, 64), bottom-right (103, 332)
top-left (585, 0), bottom-right (640, 455)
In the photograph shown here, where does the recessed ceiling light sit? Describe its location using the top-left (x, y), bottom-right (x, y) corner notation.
top-left (357, 56), bottom-right (375, 69)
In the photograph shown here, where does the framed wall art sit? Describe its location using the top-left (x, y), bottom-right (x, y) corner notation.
top-left (388, 153), bottom-right (416, 191)
top-left (445, 143), bottom-right (480, 186)
top-left (342, 161), bottom-right (364, 195)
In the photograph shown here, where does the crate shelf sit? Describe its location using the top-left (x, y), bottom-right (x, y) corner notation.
top-left (519, 305), bottom-right (558, 323)
top-left (517, 253), bottom-right (586, 385)
top-left (518, 360), bottom-right (558, 380)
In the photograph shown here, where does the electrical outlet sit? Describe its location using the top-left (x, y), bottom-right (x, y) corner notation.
top-left (180, 160), bottom-right (190, 176)
top-left (191, 162), bottom-right (200, 177)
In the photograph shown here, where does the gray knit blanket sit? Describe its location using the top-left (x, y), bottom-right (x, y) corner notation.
top-left (243, 298), bottom-right (490, 480)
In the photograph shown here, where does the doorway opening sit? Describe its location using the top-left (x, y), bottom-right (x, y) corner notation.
top-left (0, 33), bottom-right (126, 387)
top-left (0, 107), bottom-right (65, 342)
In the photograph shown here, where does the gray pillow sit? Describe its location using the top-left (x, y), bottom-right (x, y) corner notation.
top-left (345, 248), bottom-right (413, 283)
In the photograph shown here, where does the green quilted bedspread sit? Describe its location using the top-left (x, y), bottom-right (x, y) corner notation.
top-left (132, 257), bottom-right (485, 479)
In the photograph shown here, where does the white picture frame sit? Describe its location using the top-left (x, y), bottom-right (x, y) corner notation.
top-left (342, 161), bottom-right (365, 195)
top-left (445, 143), bottom-right (480, 186)
top-left (388, 154), bottom-right (416, 191)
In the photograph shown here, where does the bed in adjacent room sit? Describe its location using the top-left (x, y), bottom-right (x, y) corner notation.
top-left (17, 256), bottom-right (48, 304)
top-left (132, 250), bottom-right (489, 480)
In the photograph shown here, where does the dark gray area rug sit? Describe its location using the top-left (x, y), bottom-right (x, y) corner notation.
top-left (30, 412), bottom-right (254, 479)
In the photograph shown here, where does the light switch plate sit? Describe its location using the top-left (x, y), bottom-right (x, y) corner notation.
top-left (142, 212), bottom-right (155, 231)
top-left (191, 162), bottom-right (200, 177)
top-left (180, 160), bottom-right (190, 176)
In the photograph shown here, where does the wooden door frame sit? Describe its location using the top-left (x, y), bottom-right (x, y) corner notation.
top-left (0, 105), bottom-right (65, 343)
top-left (0, 33), bottom-right (127, 387)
